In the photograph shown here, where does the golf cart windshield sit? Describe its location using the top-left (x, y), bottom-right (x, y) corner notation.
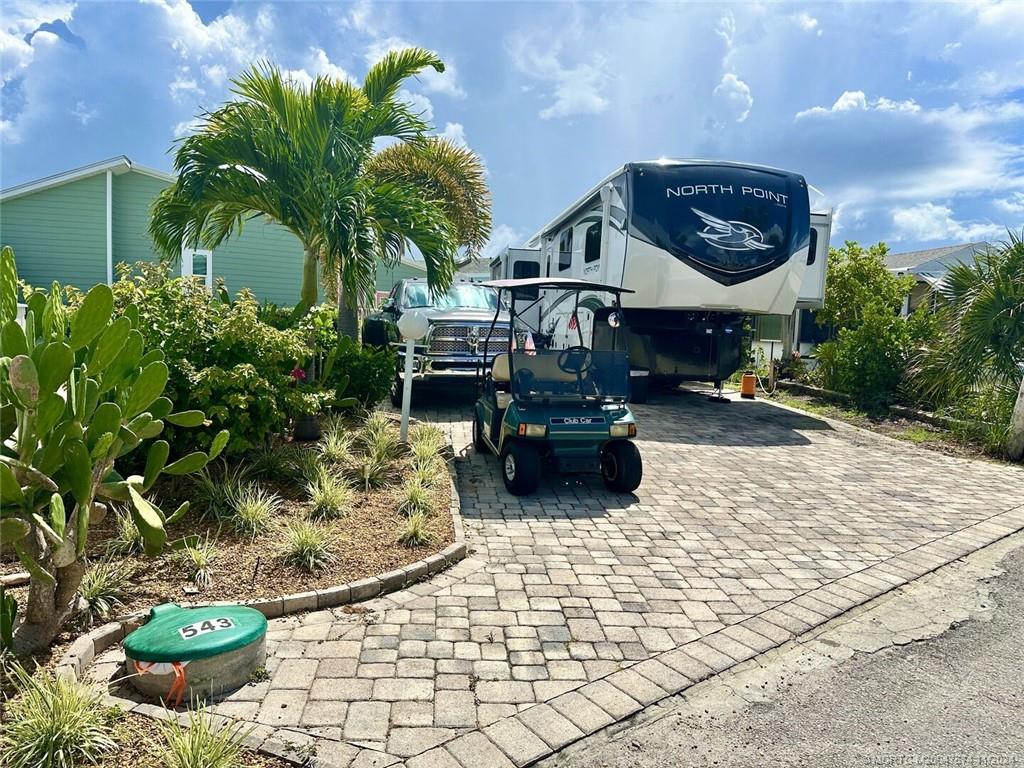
top-left (510, 350), bottom-right (630, 402)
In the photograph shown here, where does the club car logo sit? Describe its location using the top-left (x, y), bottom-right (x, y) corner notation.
top-left (550, 416), bottom-right (606, 425)
top-left (692, 208), bottom-right (772, 252)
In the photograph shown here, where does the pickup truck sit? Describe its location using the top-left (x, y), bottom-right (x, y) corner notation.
top-left (363, 278), bottom-right (512, 405)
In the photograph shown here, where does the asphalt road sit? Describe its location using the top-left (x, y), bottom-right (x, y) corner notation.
top-left (552, 543), bottom-right (1024, 768)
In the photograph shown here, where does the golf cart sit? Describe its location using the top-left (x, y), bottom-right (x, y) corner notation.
top-left (472, 278), bottom-right (643, 496)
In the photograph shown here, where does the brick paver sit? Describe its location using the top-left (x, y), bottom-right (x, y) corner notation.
top-left (210, 394), bottom-right (1023, 766)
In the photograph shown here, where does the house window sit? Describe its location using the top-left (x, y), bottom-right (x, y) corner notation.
top-left (558, 228), bottom-right (573, 272)
top-left (182, 247), bottom-right (213, 290)
top-left (584, 222), bottom-right (601, 263)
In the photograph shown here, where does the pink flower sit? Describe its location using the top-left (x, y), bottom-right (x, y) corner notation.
top-left (291, 367), bottom-right (307, 381)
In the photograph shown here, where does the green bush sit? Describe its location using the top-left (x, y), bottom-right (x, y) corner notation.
top-left (330, 337), bottom-right (396, 408)
top-left (79, 560), bottom-right (133, 623)
top-left (0, 662), bottom-right (117, 768)
top-left (816, 300), bottom-right (910, 406)
top-left (154, 704), bottom-right (250, 768)
top-left (279, 520), bottom-right (335, 571)
top-left (111, 263), bottom-right (315, 454)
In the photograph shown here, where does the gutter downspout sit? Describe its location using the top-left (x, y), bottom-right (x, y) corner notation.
top-left (105, 170), bottom-right (113, 285)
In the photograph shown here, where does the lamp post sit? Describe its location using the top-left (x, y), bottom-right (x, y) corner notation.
top-left (396, 310), bottom-right (429, 442)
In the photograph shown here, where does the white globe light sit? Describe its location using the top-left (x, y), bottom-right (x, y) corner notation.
top-left (397, 310), bottom-right (430, 340)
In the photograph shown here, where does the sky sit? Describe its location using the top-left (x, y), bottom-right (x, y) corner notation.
top-left (1, 0), bottom-right (1023, 257)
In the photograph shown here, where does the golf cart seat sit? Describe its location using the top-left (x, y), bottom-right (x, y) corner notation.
top-left (491, 354), bottom-right (513, 409)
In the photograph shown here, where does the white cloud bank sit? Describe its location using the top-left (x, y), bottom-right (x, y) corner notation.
top-left (892, 203), bottom-right (1004, 242)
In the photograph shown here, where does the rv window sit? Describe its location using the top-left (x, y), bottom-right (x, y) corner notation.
top-left (558, 229), bottom-right (573, 272)
top-left (807, 228), bottom-right (818, 266)
top-left (512, 261), bottom-right (539, 299)
top-left (584, 222), bottom-right (601, 263)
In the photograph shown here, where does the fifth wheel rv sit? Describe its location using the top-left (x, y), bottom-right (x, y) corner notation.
top-left (491, 159), bottom-right (832, 396)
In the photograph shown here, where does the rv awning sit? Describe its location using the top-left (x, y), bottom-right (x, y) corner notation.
top-left (482, 277), bottom-right (634, 294)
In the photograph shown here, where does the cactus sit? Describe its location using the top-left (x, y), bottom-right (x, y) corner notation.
top-left (0, 246), bottom-right (227, 653)
top-left (0, 584), bottom-right (16, 652)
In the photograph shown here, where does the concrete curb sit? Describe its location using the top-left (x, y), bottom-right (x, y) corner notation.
top-left (55, 450), bottom-right (466, 694)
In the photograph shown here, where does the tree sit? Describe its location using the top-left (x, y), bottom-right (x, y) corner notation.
top-left (816, 240), bottom-right (914, 330)
top-left (910, 233), bottom-right (1024, 459)
top-left (150, 51), bottom-right (491, 336)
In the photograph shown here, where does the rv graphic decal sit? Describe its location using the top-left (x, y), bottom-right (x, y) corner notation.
top-left (691, 208), bottom-right (773, 252)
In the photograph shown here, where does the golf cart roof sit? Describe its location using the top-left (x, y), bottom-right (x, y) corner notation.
top-left (482, 277), bottom-right (634, 294)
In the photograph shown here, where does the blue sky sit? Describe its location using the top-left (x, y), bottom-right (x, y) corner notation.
top-left (2, 0), bottom-right (1022, 256)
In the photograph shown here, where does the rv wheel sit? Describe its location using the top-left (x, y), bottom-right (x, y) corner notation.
top-left (601, 441), bottom-right (643, 493)
top-left (500, 441), bottom-right (541, 495)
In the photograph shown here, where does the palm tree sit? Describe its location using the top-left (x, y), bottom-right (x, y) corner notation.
top-left (910, 232), bottom-right (1024, 459)
top-left (150, 50), bottom-right (491, 336)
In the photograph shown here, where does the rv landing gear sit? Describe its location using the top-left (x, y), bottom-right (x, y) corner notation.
top-left (707, 380), bottom-right (730, 404)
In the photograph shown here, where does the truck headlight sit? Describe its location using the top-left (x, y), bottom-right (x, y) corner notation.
top-left (610, 423), bottom-right (636, 437)
top-left (517, 423), bottom-right (547, 437)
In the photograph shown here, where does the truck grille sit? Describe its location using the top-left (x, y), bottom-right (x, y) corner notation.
top-left (428, 324), bottom-right (509, 356)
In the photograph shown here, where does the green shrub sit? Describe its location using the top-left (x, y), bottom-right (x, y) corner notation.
top-left (0, 662), bottom-right (117, 768)
top-left (154, 704), bottom-right (250, 768)
top-left (412, 461), bottom-right (444, 489)
top-left (79, 560), bottom-right (133, 623)
top-left (397, 512), bottom-right (432, 547)
top-left (319, 427), bottom-right (354, 466)
top-left (361, 411), bottom-right (402, 460)
top-left (409, 423), bottom-right (445, 452)
top-left (191, 462), bottom-right (252, 521)
top-left (111, 263), bottom-right (317, 455)
top-left (247, 444), bottom-right (293, 479)
top-left (329, 337), bottom-right (397, 408)
top-left (816, 300), bottom-right (910, 407)
top-left (178, 534), bottom-right (218, 590)
top-left (398, 479), bottom-right (433, 516)
top-left (230, 484), bottom-right (280, 539)
top-left (280, 520), bottom-right (335, 572)
top-left (307, 473), bottom-right (353, 519)
top-left (287, 448), bottom-right (326, 485)
top-left (349, 453), bottom-right (394, 492)
top-left (105, 505), bottom-right (145, 557)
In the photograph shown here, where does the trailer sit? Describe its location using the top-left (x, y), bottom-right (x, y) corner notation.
top-left (491, 159), bottom-right (833, 398)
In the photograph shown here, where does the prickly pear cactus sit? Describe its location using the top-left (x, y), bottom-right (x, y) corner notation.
top-left (0, 246), bottom-right (228, 652)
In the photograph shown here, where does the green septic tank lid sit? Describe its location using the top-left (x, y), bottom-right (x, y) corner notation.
top-left (124, 603), bottom-right (267, 663)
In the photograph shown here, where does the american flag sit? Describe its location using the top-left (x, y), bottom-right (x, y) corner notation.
top-left (568, 314), bottom-right (578, 330)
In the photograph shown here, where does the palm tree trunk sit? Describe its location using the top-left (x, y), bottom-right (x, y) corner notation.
top-left (297, 247), bottom-right (319, 315)
top-left (336, 264), bottom-right (360, 340)
top-left (1007, 373), bottom-right (1024, 461)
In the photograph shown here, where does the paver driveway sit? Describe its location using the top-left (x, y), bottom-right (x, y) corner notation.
top-left (215, 394), bottom-right (1024, 767)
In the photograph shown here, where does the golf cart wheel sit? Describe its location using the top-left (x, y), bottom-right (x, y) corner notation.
top-left (500, 441), bottom-right (541, 495)
top-left (601, 441), bottom-right (643, 493)
top-left (472, 412), bottom-right (489, 453)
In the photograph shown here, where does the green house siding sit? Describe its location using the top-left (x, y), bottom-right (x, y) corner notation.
top-left (213, 220), bottom-right (305, 306)
top-left (0, 174), bottom-right (107, 291)
top-left (376, 260), bottom-right (427, 292)
top-left (112, 172), bottom-right (169, 268)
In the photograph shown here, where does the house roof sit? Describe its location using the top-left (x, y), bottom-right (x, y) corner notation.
top-left (456, 257), bottom-right (490, 275)
top-left (884, 242), bottom-right (988, 273)
top-left (0, 156), bottom-right (174, 202)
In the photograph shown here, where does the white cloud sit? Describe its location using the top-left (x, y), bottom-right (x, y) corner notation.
top-left (400, 89), bottom-right (433, 121)
top-left (481, 224), bottom-right (522, 259)
top-left (438, 121), bottom-right (467, 147)
top-left (172, 116), bottom-right (203, 137)
top-left (939, 41), bottom-right (962, 59)
top-left (283, 47), bottom-right (352, 89)
top-left (892, 202), bottom-right (1004, 242)
top-left (0, 1), bottom-right (74, 86)
top-left (715, 11), bottom-right (735, 50)
top-left (364, 36), bottom-right (466, 98)
top-left (795, 13), bottom-right (821, 35)
top-left (70, 99), bottom-right (95, 125)
top-left (796, 90), bottom-right (920, 119)
top-left (712, 72), bottom-right (752, 123)
top-left (169, 72), bottom-right (202, 100)
top-left (994, 192), bottom-right (1024, 215)
top-left (509, 35), bottom-right (609, 120)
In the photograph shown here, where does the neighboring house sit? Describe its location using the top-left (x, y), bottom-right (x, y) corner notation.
top-left (455, 256), bottom-right (490, 282)
top-left (0, 155), bottom-right (425, 306)
top-left (884, 241), bottom-right (988, 316)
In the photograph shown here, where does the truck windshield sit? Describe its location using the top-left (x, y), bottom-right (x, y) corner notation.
top-left (629, 163), bottom-right (809, 286)
top-left (403, 283), bottom-right (500, 310)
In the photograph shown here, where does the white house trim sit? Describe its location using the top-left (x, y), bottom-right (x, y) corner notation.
top-left (181, 246), bottom-right (213, 291)
top-left (0, 155), bottom-right (175, 203)
top-left (106, 170), bottom-right (113, 285)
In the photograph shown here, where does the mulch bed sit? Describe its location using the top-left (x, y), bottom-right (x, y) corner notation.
top-left (1, 434), bottom-right (454, 626)
top-left (96, 710), bottom-right (289, 768)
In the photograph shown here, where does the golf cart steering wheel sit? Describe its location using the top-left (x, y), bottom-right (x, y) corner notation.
top-left (557, 346), bottom-right (593, 375)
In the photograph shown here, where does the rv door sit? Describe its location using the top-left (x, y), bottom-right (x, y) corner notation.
top-left (501, 247), bottom-right (543, 329)
top-left (796, 211), bottom-right (833, 309)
